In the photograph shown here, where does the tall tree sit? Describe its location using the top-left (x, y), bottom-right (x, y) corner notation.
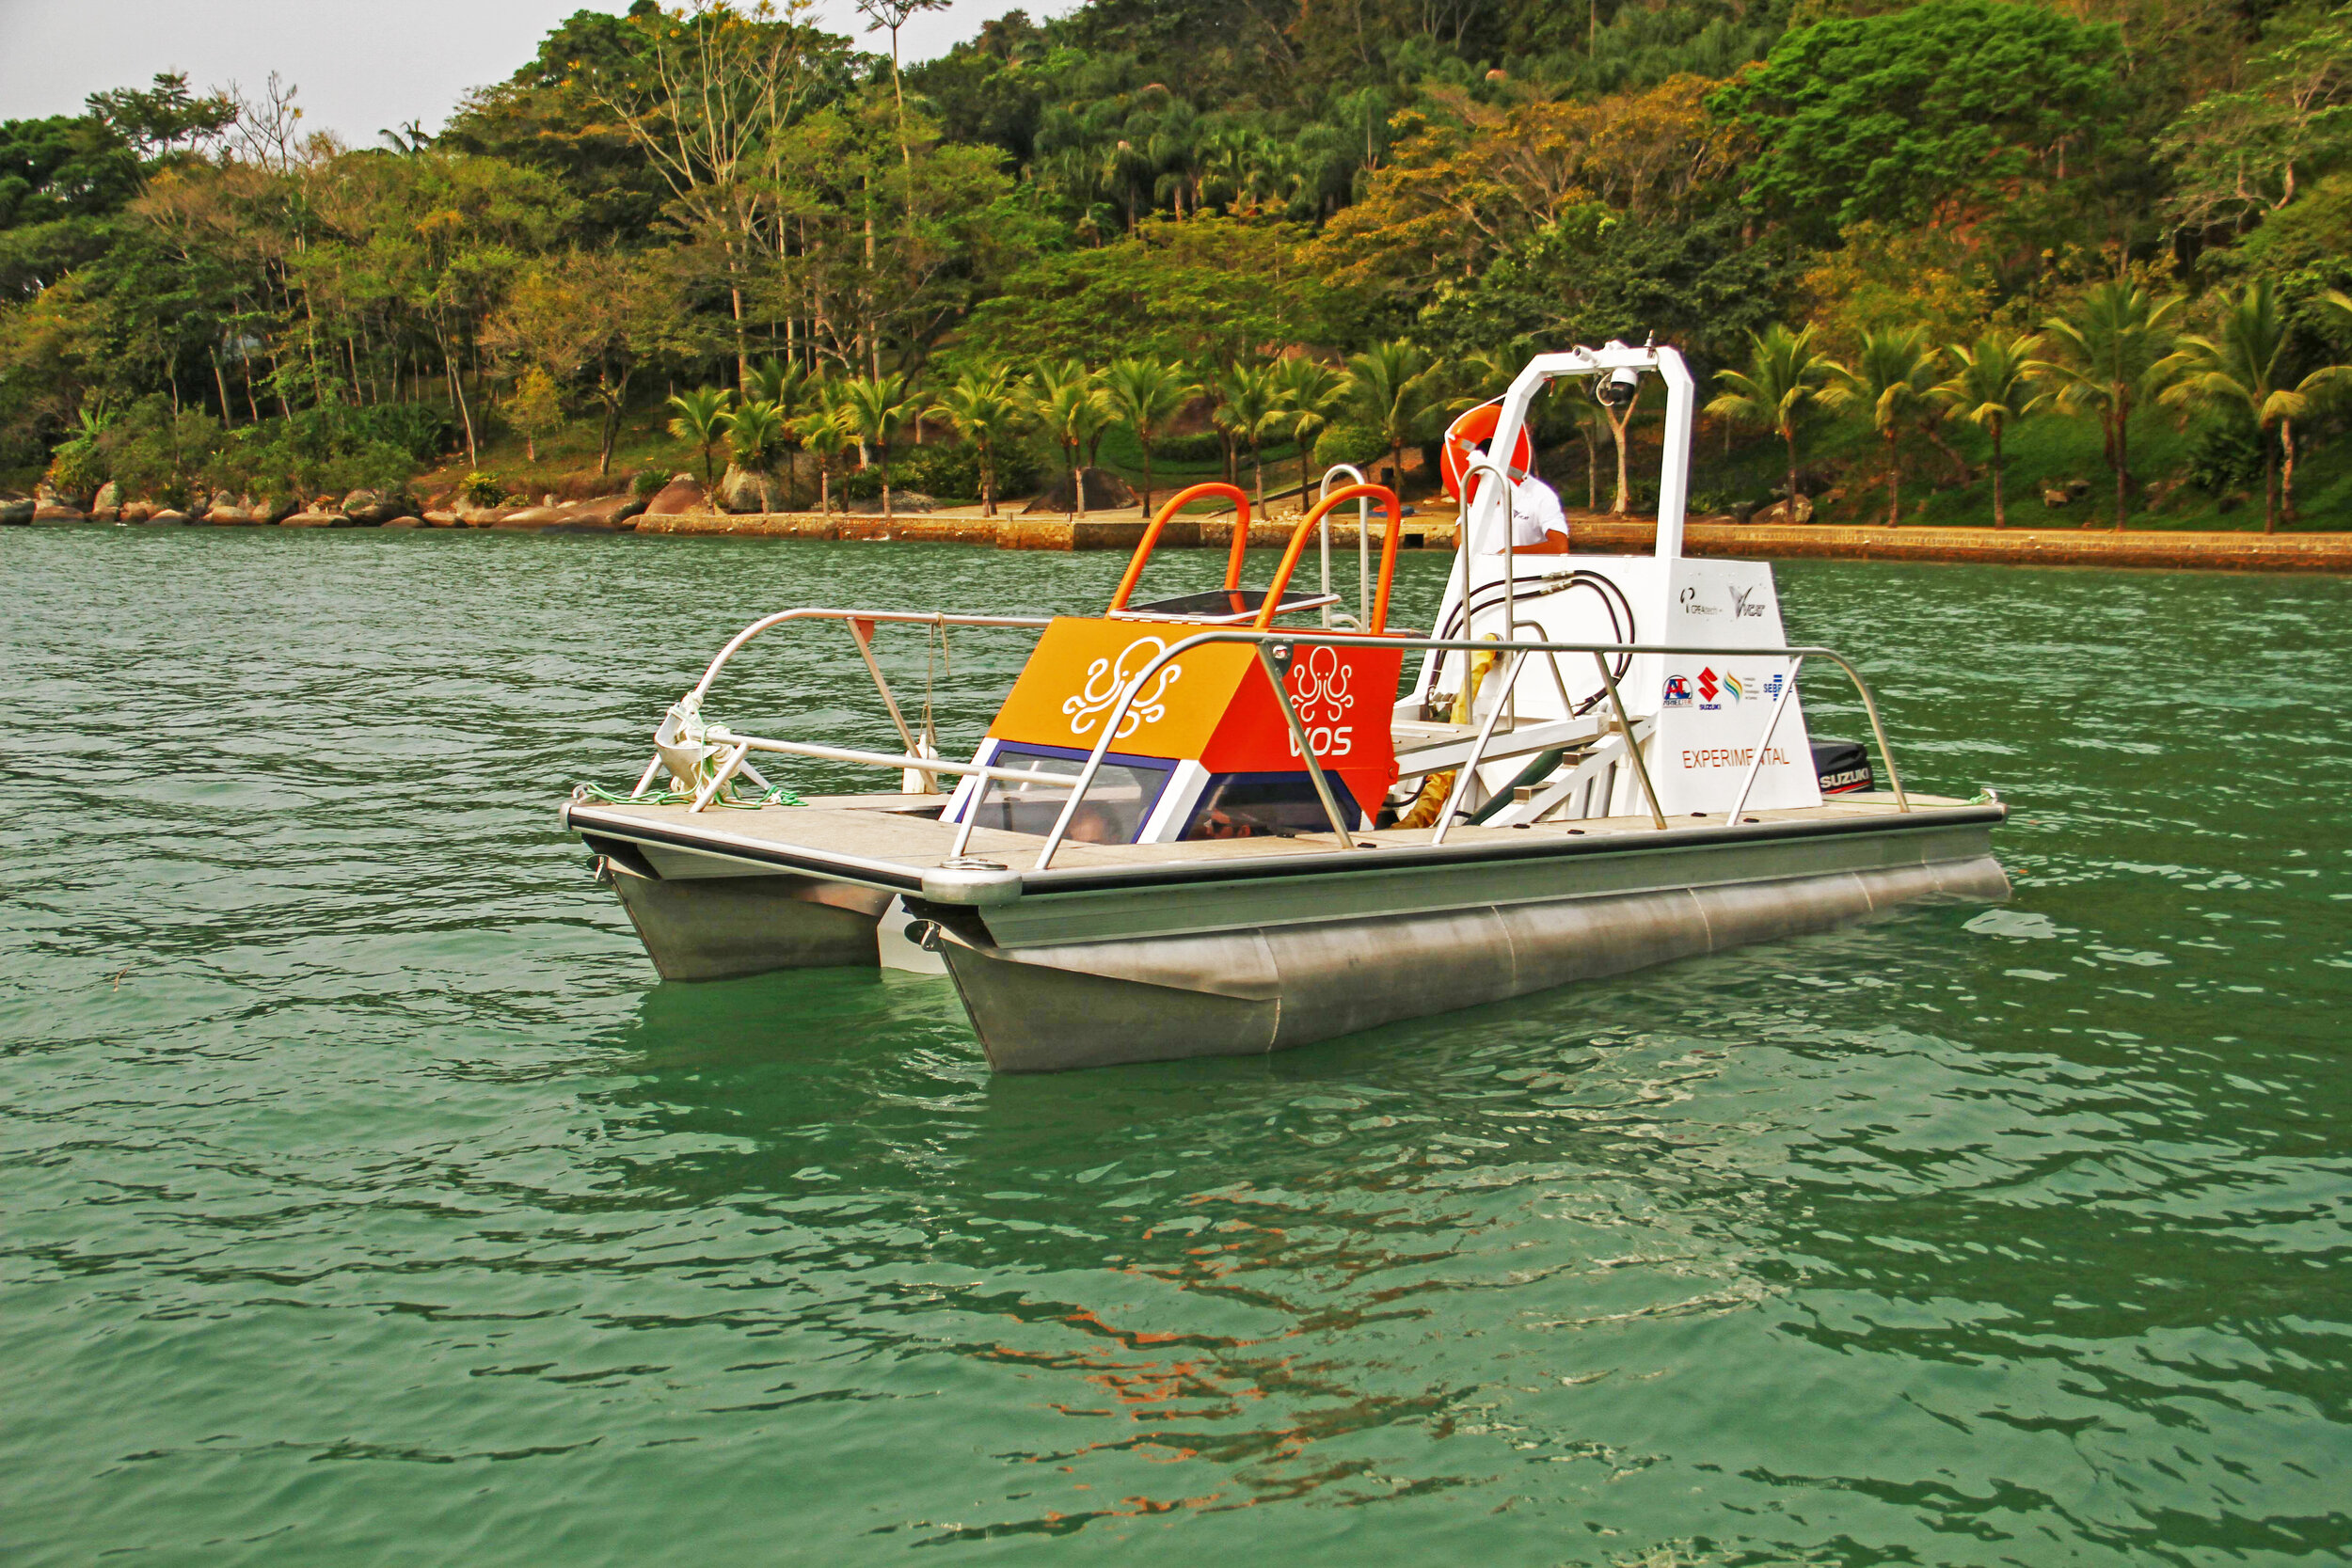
top-left (1103, 355), bottom-right (1194, 514)
top-left (1272, 356), bottom-right (1347, 512)
top-left (1824, 326), bottom-right (1943, 527)
top-left (1707, 324), bottom-right (1836, 524)
top-left (930, 362), bottom-right (1025, 516)
top-left (667, 384), bottom-right (735, 490)
top-left (1020, 358), bottom-right (1111, 516)
top-left (794, 378), bottom-right (855, 515)
top-left (2159, 279), bottom-right (2349, 531)
top-left (1212, 360), bottom-right (1283, 514)
top-left (1343, 339), bottom-right (1440, 503)
top-left (588, 2), bottom-right (816, 386)
top-left (2033, 281), bottom-right (2185, 530)
top-left (839, 370), bottom-right (916, 520)
top-left (1935, 330), bottom-right (2044, 530)
top-left (854, 0), bottom-right (953, 230)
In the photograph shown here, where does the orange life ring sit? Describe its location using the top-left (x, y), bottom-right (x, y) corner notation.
top-left (1440, 399), bottom-right (1533, 504)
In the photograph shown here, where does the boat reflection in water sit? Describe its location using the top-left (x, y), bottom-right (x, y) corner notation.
top-left (564, 342), bottom-right (2007, 1069)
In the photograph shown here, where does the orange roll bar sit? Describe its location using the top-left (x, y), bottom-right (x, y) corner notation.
top-left (1106, 482), bottom-right (1252, 613)
top-left (1250, 483), bottom-right (1405, 635)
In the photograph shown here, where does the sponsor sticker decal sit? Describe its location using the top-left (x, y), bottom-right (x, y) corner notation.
top-left (1729, 585), bottom-right (1769, 618)
top-left (1678, 585), bottom-right (1721, 616)
top-left (1662, 673), bottom-right (1692, 708)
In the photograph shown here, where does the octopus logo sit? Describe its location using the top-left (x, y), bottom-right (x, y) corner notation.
top-left (1064, 636), bottom-right (1184, 740)
top-left (1286, 644), bottom-right (1355, 725)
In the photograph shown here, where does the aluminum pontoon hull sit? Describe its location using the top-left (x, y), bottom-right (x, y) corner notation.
top-left (566, 796), bottom-right (2006, 1071)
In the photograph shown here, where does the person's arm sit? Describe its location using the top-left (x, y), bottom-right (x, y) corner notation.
top-left (1520, 481), bottom-right (1571, 553)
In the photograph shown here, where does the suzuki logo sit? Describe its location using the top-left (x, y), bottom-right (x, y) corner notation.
top-left (1063, 636), bottom-right (1184, 740)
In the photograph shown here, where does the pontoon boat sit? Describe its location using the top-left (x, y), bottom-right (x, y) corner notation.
top-left (561, 343), bottom-right (2008, 1071)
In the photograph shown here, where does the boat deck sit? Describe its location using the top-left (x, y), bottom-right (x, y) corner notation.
top-left (568, 789), bottom-right (1985, 893)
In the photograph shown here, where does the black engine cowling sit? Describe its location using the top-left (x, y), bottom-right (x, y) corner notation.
top-left (1811, 738), bottom-right (1875, 795)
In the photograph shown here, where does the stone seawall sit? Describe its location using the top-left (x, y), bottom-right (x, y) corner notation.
top-left (1567, 517), bottom-right (2352, 574)
top-left (20, 501), bottom-right (2352, 572)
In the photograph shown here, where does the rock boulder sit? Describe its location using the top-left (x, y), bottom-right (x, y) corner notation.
top-left (0, 497), bottom-right (33, 526)
top-left (1022, 467), bottom-right (1135, 515)
top-left (341, 488), bottom-right (407, 525)
top-left (31, 502), bottom-right (86, 524)
top-left (644, 476), bottom-right (710, 516)
top-left (281, 511), bottom-right (348, 528)
top-left (143, 509), bottom-right (189, 525)
top-left (718, 465), bottom-right (797, 514)
top-left (562, 494), bottom-right (647, 528)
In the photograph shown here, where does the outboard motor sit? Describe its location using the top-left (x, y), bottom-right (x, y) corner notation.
top-left (1811, 738), bottom-right (1875, 795)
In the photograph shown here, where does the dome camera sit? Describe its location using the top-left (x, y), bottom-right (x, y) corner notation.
top-left (1593, 367), bottom-right (1640, 409)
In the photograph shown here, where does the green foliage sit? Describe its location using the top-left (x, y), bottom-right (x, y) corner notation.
top-left (43, 439), bottom-right (107, 499)
top-left (1714, 0), bottom-right (2122, 242)
top-left (632, 467), bottom-right (669, 499)
top-left (2186, 416), bottom-right (2266, 496)
top-left (2034, 280), bottom-right (2187, 525)
top-left (1707, 322), bottom-right (1836, 507)
top-left (666, 386), bottom-right (734, 489)
top-left (961, 218), bottom-right (1337, 369)
top-left (725, 398), bottom-right (789, 474)
top-left (1936, 328), bottom-right (2044, 526)
top-left (460, 469), bottom-right (506, 507)
top-left (1343, 340), bottom-right (1442, 479)
top-left (1312, 420), bottom-right (1386, 470)
top-left (930, 362), bottom-right (1029, 513)
top-left (838, 438), bottom-right (1042, 504)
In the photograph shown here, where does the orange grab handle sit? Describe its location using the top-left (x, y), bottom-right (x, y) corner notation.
top-left (1440, 398), bottom-right (1531, 507)
top-left (1250, 483), bottom-right (1405, 635)
top-left (1107, 482), bottom-right (1252, 613)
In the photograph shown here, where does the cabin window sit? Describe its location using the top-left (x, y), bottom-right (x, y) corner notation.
top-left (1182, 772), bottom-right (1359, 839)
top-left (964, 744), bottom-right (1174, 843)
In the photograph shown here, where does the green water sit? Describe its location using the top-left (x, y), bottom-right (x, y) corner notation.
top-left (5, 528), bottom-right (2347, 1566)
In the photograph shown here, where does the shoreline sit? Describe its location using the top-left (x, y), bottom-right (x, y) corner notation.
top-left (18, 506), bottom-right (2352, 573)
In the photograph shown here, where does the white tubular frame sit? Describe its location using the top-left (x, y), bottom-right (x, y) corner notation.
top-left (1315, 463), bottom-right (1372, 629)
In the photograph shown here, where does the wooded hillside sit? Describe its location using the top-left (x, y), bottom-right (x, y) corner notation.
top-left (5, 0), bottom-right (2350, 531)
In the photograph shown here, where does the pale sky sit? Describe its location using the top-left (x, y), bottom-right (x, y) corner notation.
top-left (0, 0), bottom-right (1080, 146)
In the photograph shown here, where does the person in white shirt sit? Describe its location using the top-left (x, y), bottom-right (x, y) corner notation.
top-left (1461, 451), bottom-right (1570, 555)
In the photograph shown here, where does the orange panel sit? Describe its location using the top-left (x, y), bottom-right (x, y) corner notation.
top-left (1204, 641), bottom-right (1404, 812)
top-left (986, 618), bottom-right (1256, 759)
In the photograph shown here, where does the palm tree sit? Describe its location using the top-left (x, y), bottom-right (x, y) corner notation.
top-left (1020, 359), bottom-right (1113, 516)
top-left (1343, 340), bottom-right (1441, 501)
top-left (839, 372), bottom-right (917, 521)
top-left (2159, 279), bottom-right (2350, 532)
top-left (793, 383), bottom-right (854, 515)
top-left (1934, 330), bottom-right (2044, 530)
top-left (2032, 280), bottom-right (2186, 530)
top-left (724, 398), bottom-right (789, 509)
top-left (666, 386), bottom-right (735, 492)
top-left (1273, 356), bottom-right (1349, 511)
top-left (930, 363), bottom-right (1027, 517)
top-left (1706, 324), bottom-right (1836, 524)
top-left (1103, 356), bottom-right (1196, 514)
top-left (744, 356), bottom-right (806, 412)
top-left (1823, 326), bottom-right (1944, 527)
top-left (1212, 361), bottom-right (1284, 513)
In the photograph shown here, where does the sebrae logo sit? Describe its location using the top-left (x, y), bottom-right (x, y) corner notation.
top-left (1064, 636), bottom-right (1184, 739)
